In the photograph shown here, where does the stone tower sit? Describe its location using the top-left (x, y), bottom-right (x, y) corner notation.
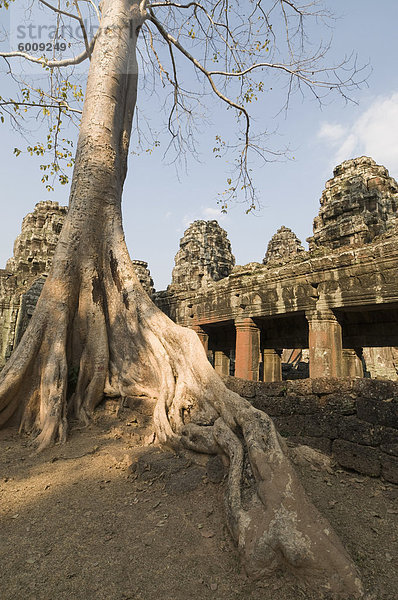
top-left (169, 220), bottom-right (235, 291)
top-left (131, 260), bottom-right (155, 296)
top-left (0, 202), bottom-right (155, 367)
top-left (263, 226), bottom-right (305, 265)
top-left (6, 201), bottom-right (68, 285)
top-left (308, 156), bottom-right (398, 251)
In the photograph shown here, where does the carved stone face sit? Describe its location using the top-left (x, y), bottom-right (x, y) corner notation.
top-left (308, 157), bottom-right (398, 252)
top-left (170, 220), bottom-right (235, 291)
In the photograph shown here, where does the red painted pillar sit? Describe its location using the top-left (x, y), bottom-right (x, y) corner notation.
top-left (234, 318), bottom-right (260, 380)
top-left (191, 324), bottom-right (209, 354)
top-left (306, 309), bottom-right (343, 378)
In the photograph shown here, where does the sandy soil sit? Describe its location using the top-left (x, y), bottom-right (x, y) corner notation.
top-left (1, 399), bottom-right (397, 600)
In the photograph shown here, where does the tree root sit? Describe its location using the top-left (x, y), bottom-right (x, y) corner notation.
top-left (0, 243), bottom-right (363, 597)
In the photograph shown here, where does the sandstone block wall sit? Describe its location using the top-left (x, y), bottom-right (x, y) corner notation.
top-left (224, 376), bottom-right (398, 484)
top-left (6, 200), bottom-right (68, 285)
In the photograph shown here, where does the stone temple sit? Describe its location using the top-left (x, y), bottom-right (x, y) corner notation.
top-left (308, 156), bottom-right (398, 250)
top-left (0, 201), bottom-right (154, 366)
top-left (1, 156), bottom-right (398, 382)
top-left (169, 220), bottom-right (235, 292)
top-left (263, 225), bottom-right (305, 265)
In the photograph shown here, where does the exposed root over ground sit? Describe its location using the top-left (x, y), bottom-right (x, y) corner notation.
top-left (0, 262), bottom-right (363, 596)
top-left (1, 410), bottom-right (397, 600)
top-left (0, 216), bottom-right (363, 596)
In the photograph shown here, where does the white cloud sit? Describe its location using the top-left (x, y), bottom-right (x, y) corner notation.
top-left (318, 92), bottom-right (398, 176)
top-left (318, 122), bottom-right (346, 142)
top-left (333, 134), bottom-right (358, 166)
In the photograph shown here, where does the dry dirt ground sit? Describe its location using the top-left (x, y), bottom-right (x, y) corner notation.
top-left (1, 399), bottom-right (397, 600)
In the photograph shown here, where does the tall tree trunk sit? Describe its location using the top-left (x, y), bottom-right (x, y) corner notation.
top-left (0, 0), bottom-right (142, 445)
top-left (0, 1), bottom-right (363, 596)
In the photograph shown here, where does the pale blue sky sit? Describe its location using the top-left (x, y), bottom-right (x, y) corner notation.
top-left (1, 1), bottom-right (398, 289)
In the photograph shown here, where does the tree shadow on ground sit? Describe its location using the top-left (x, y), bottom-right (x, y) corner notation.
top-left (0, 405), bottom-right (397, 600)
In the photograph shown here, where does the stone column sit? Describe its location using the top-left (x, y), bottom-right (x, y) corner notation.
top-left (263, 349), bottom-right (282, 382)
top-left (234, 318), bottom-right (260, 380)
top-left (306, 309), bottom-right (343, 378)
top-left (343, 349), bottom-right (364, 378)
top-left (191, 324), bottom-right (209, 354)
top-left (214, 350), bottom-right (230, 376)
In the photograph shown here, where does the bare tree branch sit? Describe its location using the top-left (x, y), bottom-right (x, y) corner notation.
top-left (148, 11), bottom-right (251, 144)
top-left (0, 100), bottom-right (82, 114)
top-left (39, 0), bottom-right (81, 22)
top-left (0, 0), bottom-right (368, 208)
top-left (73, 0), bottom-right (93, 60)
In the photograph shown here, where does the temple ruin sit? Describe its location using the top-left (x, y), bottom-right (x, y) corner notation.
top-left (157, 156), bottom-right (398, 382)
top-left (308, 156), bottom-right (398, 250)
top-left (1, 156), bottom-right (398, 381)
top-left (0, 201), bottom-right (67, 367)
top-left (1, 157), bottom-right (397, 484)
top-left (168, 219), bottom-right (235, 292)
top-left (263, 225), bottom-right (305, 265)
top-left (0, 202), bottom-right (154, 367)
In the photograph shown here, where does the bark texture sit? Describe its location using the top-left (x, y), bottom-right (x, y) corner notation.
top-left (0, 1), bottom-right (363, 596)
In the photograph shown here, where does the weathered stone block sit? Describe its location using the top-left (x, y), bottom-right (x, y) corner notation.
top-left (302, 413), bottom-right (339, 438)
top-left (254, 381), bottom-right (287, 398)
top-left (272, 415), bottom-right (307, 437)
top-left (352, 378), bottom-right (398, 400)
top-left (311, 377), bottom-right (353, 396)
top-left (322, 394), bottom-right (356, 415)
top-left (381, 453), bottom-right (398, 484)
top-left (356, 397), bottom-right (398, 427)
top-left (251, 395), bottom-right (320, 417)
top-left (223, 375), bottom-right (256, 398)
top-left (379, 426), bottom-right (398, 456)
top-left (291, 395), bottom-right (324, 415)
top-left (251, 395), bottom-right (285, 415)
top-left (337, 416), bottom-right (381, 446)
top-left (332, 440), bottom-right (381, 477)
top-left (285, 379), bottom-right (313, 396)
